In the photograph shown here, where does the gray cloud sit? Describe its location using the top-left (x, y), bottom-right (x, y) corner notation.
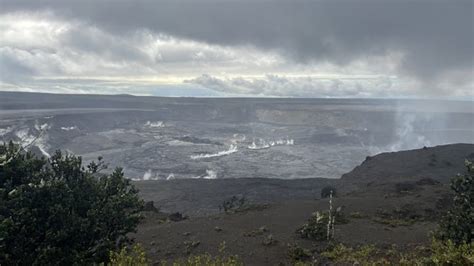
top-left (0, 0), bottom-right (473, 98)
top-left (186, 74), bottom-right (397, 98)
top-left (1, 0), bottom-right (472, 81)
top-left (0, 48), bottom-right (36, 82)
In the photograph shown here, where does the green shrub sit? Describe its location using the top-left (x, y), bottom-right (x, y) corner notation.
top-left (429, 238), bottom-right (474, 265)
top-left (297, 209), bottom-right (347, 240)
top-left (436, 160), bottom-right (473, 245)
top-left (297, 211), bottom-right (328, 240)
top-left (0, 142), bottom-right (144, 265)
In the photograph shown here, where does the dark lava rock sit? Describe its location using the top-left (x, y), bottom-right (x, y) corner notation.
top-left (395, 182), bottom-right (418, 193)
top-left (144, 201), bottom-right (159, 212)
top-left (168, 212), bottom-right (187, 222)
top-left (415, 177), bottom-right (440, 186)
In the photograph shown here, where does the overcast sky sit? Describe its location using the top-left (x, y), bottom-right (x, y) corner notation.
top-left (0, 0), bottom-right (472, 98)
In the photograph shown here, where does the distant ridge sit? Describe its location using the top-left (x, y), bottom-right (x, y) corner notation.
top-left (341, 143), bottom-right (474, 184)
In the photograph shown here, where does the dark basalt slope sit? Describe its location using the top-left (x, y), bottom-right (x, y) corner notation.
top-left (341, 143), bottom-right (474, 184)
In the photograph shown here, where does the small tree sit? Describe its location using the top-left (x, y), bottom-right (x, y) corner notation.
top-left (0, 142), bottom-right (144, 265)
top-left (436, 160), bottom-right (473, 245)
top-left (321, 185), bottom-right (337, 198)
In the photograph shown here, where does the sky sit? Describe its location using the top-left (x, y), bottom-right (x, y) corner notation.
top-left (0, 0), bottom-right (472, 98)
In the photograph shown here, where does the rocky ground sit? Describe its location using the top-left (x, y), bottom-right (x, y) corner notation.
top-left (133, 143), bottom-right (473, 265)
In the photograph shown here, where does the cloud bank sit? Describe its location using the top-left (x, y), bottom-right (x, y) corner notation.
top-left (0, 0), bottom-right (472, 98)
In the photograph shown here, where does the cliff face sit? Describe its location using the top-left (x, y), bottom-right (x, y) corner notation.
top-left (341, 143), bottom-right (474, 184)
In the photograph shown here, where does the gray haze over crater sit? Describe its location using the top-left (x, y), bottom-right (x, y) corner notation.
top-left (1, 92), bottom-right (473, 180)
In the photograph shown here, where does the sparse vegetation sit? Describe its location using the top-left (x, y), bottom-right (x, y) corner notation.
top-left (112, 247), bottom-right (243, 266)
top-left (161, 253), bottom-right (243, 266)
top-left (394, 182), bottom-right (418, 193)
top-left (161, 241), bottom-right (242, 266)
top-left (349, 211), bottom-right (367, 219)
top-left (220, 195), bottom-right (267, 214)
top-left (322, 239), bottom-right (474, 265)
top-left (109, 244), bottom-right (149, 266)
top-left (372, 217), bottom-right (415, 227)
top-left (262, 234), bottom-right (278, 246)
top-left (323, 160), bottom-right (474, 265)
top-left (429, 238), bottom-right (474, 265)
top-left (287, 244), bottom-right (312, 263)
top-left (372, 205), bottom-right (422, 227)
top-left (321, 243), bottom-right (379, 265)
top-left (0, 142), bottom-right (144, 265)
top-left (183, 240), bottom-right (201, 254)
top-left (243, 225), bottom-right (268, 237)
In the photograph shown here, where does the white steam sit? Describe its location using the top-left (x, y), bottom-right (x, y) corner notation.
top-left (61, 126), bottom-right (78, 131)
top-left (192, 169), bottom-right (218, 179)
top-left (15, 125), bottom-right (51, 158)
top-left (190, 144), bottom-right (238, 159)
top-left (388, 112), bottom-right (431, 152)
top-left (34, 123), bottom-right (49, 131)
top-left (143, 169), bottom-right (153, 180)
top-left (145, 121), bottom-right (165, 128)
top-left (248, 138), bottom-right (294, 150)
top-left (0, 126), bottom-right (13, 136)
top-left (202, 169), bottom-right (217, 179)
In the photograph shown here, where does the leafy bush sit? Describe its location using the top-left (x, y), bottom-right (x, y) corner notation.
top-left (297, 208), bottom-right (347, 241)
top-left (429, 238), bottom-right (474, 265)
top-left (436, 160), bottom-right (473, 245)
top-left (0, 142), bottom-right (144, 265)
top-left (297, 211), bottom-right (329, 240)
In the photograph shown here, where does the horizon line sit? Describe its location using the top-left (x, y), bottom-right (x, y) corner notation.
top-left (0, 90), bottom-right (473, 102)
